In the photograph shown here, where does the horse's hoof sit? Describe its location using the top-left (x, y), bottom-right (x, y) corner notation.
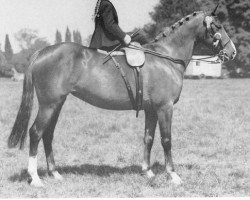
top-left (147, 169), bottom-right (155, 179)
top-left (30, 179), bottom-right (44, 187)
top-left (170, 172), bottom-right (183, 185)
top-left (142, 169), bottom-right (155, 179)
top-left (52, 171), bottom-right (63, 181)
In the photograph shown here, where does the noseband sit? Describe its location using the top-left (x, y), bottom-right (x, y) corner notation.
top-left (206, 20), bottom-right (231, 62)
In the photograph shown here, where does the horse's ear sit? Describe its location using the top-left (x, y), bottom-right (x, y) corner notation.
top-left (211, 3), bottom-right (219, 16)
top-left (204, 16), bottom-right (213, 30)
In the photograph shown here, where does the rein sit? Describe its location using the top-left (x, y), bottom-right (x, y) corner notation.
top-left (189, 55), bottom-right (220, 64)
top-left (129, 44), bottom-right (186, 68)
top-left (128, 44), bottom-right (222, 67)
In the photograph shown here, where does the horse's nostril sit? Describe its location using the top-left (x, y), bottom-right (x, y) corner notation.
top-left (231, 51), bottom-right (236, 59)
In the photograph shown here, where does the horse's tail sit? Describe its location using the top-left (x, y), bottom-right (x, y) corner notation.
top-left (8, 51), bottom-right (40, 149)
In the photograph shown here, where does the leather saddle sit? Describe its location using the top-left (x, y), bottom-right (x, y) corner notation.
top-left (122, 42), bottom-right (145, 67)
top-left (98, 42), bottom-right (145, 67)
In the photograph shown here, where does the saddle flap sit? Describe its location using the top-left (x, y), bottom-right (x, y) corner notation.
top-left (123, 42), bottom-right (145, 67)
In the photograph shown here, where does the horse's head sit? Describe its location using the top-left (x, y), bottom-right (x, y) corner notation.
top-left (197, 6), bottom-right (236, 62)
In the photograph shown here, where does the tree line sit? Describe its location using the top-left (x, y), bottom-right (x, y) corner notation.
top-left (1, 0), bottom-right (249, 77)
top-left (55, 27), bottom-right (83, 44)
top-left (0, 26), bottom-right (84, 76)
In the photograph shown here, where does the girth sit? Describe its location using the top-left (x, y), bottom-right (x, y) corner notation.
top-left (110, 56), bottom-right (143, 117)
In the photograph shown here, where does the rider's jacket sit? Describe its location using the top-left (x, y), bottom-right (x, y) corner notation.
top-left (89, 0), bottom-right (126, 50)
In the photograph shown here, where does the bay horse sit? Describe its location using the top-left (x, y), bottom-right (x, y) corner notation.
top-left (8, 9), bottom-right (236, 187)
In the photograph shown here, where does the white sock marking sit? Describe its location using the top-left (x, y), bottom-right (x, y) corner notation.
top-left (147, 170), bottom-right (155, 178)
top-left (170, 172), bottom-right (183, 185)
top-left (28, 156), bottom-right (38, 176)
top-left (141, 163), bottom-right (149, 171)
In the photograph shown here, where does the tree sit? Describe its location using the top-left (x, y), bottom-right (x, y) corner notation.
top-left (4, 34), bottom-right (13, 62)
top-left (15, 29), bottom-right (38, 50)
top-left (15, 29), bottom-right (49, 52)
top-left (65, 26), bottom-right (72, 42)
top-left (220, 0), bottom-right (250, 71)
top-left (0, 50), bottom-right (11, 77)
top-left (1, 38), bottom-right (13, 77)
top-left (55, 30), bottom-right (62, 44)
top-left (144, 0), bottom-right (250, 72)
top-left (73, 30), bottom-right (82, 44)
top-left (197, 0), bottom-right (250, 71)
top-left (14, 29), bottom-right (50, 72)
top-left (144, 0), bottom-right (200, 39)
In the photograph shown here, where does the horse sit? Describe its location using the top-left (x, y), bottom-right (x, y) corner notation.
top-left (8, 8), bottom-right (236, 187)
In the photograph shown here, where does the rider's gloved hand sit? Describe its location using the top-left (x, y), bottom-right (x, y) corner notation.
top-left (123, 34), bottom-right (131, 46)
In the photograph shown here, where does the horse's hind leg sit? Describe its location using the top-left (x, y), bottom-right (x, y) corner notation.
top-left (142, 109), bottom-right (157, 179)
top-left (157, 103), bottom-right (183, 185)
top-left (28, 101), bottom-right (64, 187)
top-left (42, 99), bottom-right (65, 181)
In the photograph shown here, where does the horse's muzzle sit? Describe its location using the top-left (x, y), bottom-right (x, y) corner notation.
top-left (218, 49), bottom-right (236, 63)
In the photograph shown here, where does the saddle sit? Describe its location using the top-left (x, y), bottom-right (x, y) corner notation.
top-left (122, 42), bottom-right (145, 67)
top-left (100, 42), bottom-right (145, 117)
top-left (98, 42), bottom-right (145, 67)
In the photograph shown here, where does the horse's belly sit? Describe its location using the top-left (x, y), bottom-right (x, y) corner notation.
top-left (71, 87), bottom-right (134, 110)
top-left (71, 58), bottom-right (138, 110)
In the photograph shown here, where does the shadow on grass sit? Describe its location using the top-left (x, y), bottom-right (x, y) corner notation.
top-left (8, 169), bottom-right (46, 183)
top-left (8, 162), bottom-right (198, 183)
top-left (8, 164), bottom-right (142, 183)
top-left (58, 164), bottom-right (142, 177)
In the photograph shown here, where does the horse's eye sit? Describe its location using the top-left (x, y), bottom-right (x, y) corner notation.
top-left (216, 25), bottom-right (222, 29)
top-left (213, 23), bottom-right (222, 29)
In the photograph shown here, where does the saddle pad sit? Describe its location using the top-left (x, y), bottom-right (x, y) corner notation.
top-left (123, 42), bottom-right (145, 67)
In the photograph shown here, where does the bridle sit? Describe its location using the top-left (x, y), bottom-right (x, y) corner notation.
top-left (106, 15), bottom-right (232, 68)
top-left (205, 19), bottom-right (232, 63)
top-left (128, 19), bottom-right (230, 69)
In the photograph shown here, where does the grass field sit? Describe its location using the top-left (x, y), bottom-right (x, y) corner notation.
top-left (0, 78), bottom-right (249, 197)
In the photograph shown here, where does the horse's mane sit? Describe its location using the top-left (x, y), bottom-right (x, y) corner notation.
top-left (154, 11), bottom-right (204, 42)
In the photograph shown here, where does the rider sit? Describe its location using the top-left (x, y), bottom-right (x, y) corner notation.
top-left (89, 0), bottom-right (148, 51)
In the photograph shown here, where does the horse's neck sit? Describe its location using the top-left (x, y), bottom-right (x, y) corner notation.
top-left (155, 13), bottom-right (204, 67)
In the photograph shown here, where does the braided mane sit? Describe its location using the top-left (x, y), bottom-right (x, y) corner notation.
top-left (154, 11), bottom-right (203, 42)
top-left (92, 0), bottom-right (102, 20)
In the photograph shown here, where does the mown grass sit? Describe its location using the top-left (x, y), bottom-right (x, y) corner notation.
top-left (0, 78), bottom-right (249, 197)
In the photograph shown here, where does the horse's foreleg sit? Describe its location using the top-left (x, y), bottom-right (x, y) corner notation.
top-left (142, 109), bottom-right (157, 179)
top-left (157, 103), bottom-right (182, 185)
top-left (42, 100), bottom-right (65, 181)
top-left (28, 103), bottom-right (61, 187)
